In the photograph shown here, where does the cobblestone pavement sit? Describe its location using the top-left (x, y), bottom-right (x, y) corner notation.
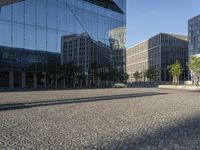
top-left (0, 88), bottom-right (200, 150)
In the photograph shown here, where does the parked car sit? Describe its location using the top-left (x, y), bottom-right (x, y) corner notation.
top-left (113, 83), bottom-right (127, 88)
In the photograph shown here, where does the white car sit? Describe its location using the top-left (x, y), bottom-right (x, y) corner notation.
top-left (113, 83), bottom-right (127, 88)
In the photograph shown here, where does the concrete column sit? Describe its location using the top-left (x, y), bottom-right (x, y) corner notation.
top-left (9, 70), bottom-right (14, 89)
top-left (44, 74), bottom-right (47, 89)
top-left (22, 71), bottom-right (26, 89)
top-left (86, 75), bottom-right (88, 88)
top-left (33, 73), bottom-right (37, 89)
top-left (55, 74), bottom-right (58, 89)
top-left (63, 78), bottom-right (66, 89)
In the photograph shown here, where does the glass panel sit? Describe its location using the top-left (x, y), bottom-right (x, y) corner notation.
top-left (98, 15), bottom-right (105, 42)
top-left (13, 71), bottom-right (22, 88)
top-left (57, 31), bottom-right (67, 53)
top-left (0, 20), bottom-right (11, 47)
top-left (66, 4), bottom-right (75, 33)
top-left (25, 0), bottom-right (36, 25)
top-left (47, 0), bottom-right (57, 29)
top-left (13, 23), bottom-right (24, 48)
top-left (0, 70), bottom-right (9, 88)
top-left (36, 0), bottom-right (47, 28)
top-left (12, 1), bottom-right (25, 23)
top-left (0, 5), bottom-right (12, 21)
top-left (47, 30), bottom-right (57, 52)
top-left (75, 8), bottom-right (85, 34)
top-left (57, 2), bottom-right (67, 31)
top-left (25, 25), bottom-right (36, 50)
top-left (36, 28), bottom-right (47, 51)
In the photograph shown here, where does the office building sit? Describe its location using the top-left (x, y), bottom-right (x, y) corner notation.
top-left (188, 15), bottom-right (200, 56)
top-left (0, 0), bottom-right (126, 89)
top-left (127, 33), bottom-right (188, 83)
top-left (188, 15), bottom-right (200, 84)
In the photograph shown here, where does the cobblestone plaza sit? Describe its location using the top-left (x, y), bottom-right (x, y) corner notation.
top-left (0, 88), bottom-right (200, 149)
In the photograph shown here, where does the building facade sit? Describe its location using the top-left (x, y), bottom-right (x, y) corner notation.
top-left (188, 15), bottom-right (200, 56)
top-left (127, 33), bottom-right (188, 83)
top-left (188, 15), bottom-right (200, 84)
top-left (0, 0), bottom-right (126, 89)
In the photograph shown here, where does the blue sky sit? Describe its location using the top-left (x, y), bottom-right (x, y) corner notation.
top-left (127, 0), bottom-right (200, 47)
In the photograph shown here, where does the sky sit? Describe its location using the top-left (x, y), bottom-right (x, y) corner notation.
top-left (127, 0), bottom-right (200, 48)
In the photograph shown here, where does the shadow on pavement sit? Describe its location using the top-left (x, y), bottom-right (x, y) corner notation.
top-left (0, 92), bottom-right (168, 111)
top-left (97, 113), bottom-right (200, 150)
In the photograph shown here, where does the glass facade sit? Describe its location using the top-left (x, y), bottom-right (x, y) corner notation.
top-left (188, 15), bottom-right (200, 83)
top-left (0, 0), bottom-right (126, 89)
top-left (188, 15), bottom-right (200, 56)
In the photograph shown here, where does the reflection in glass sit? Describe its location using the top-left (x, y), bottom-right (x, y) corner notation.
top-left (0, 0), bottom-right (126, 89)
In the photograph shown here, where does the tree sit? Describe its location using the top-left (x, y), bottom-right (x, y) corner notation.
top-left (146, 68), bottom-right (160, 84)
top-left (133, 71), bottom-right (140, 84)
top-left (188, 56), bottom-right (200, 86)
top-left (168, 60), bottom-right (182, 85)
top-left (112, 69), bottom-right (120, 83)
top-left (142, 70), bottom-right (148, 83)
top-left (62, 61), bottom-right (81, 88)
top-left (123, 73), bottom-right (129, 84)
top-left (90, 63), bottom-right (101, 87)
top-left (155, 68), bottom-right (161, 82)
top-left (146, 68), bottom-right (156, 83)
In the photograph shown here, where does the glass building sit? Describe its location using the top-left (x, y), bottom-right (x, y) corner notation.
top-left (188, 14), bottom-right (200, 84)
top-left (188, 14), bottom-right (200, 56)
top-left (0, 0), bottom-right (126, 89)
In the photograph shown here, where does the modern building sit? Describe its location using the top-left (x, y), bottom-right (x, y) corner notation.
top-left (188, 15), bottom-right (200, 56)
top-left (127, 33), bottom-right (188, 83)
top-left (188, 15), bottom-right (200, 84)
top-left (0, 0), bottom-right (126, 89)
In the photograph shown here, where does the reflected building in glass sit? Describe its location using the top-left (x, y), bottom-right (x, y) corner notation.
top-left (0, 0), bottom-right (126, 89)
top-left (61, 33), bottom-right (112, 87)
top-left (109, 27), bottom-right (126, 81)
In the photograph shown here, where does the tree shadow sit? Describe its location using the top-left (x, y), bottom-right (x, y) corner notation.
top-left (0, 92), bottom-right (168, 111)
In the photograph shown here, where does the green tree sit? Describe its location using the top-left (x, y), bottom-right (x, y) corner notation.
top-left (90, 63), bottom-right (101, 87)
top-left (123, 73), bottom-right (129, 84)
top-left (62, 63), bottom-right (68, 88)
top-left (146, 68), bottom-right (156, 83)
top-left (133, 71), bottom-right (140, 84)
top-left (112, 69), bottom-right (120, 83)
top-left (188, 56), bottom-right (200, 86)
top-left (168, 60), bottom-right (182, 85)
top-left (142, 70), bottom-right (148, 83)
top-left (155, 68), bottom-right (161, 82)
top-left (62, 61), bottom-right (81, 88)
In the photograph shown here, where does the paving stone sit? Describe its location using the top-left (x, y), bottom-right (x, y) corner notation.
top-left (0, 88), bottom-right (200, 149)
